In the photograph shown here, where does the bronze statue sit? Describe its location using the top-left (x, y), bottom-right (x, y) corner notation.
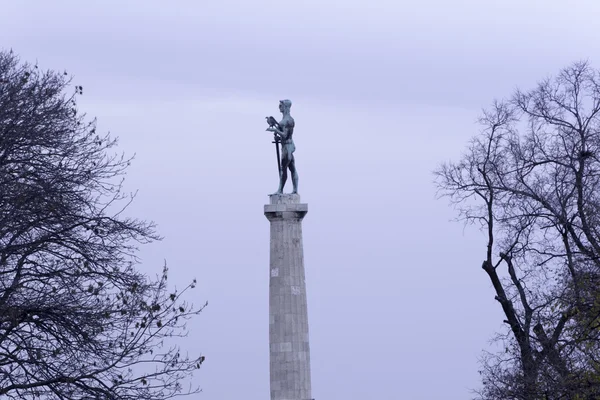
top-left (266, 99), bottom-right (298, 194)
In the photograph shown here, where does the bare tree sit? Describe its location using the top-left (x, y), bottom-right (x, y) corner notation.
top-left (0, 50), bottom-right (205, 399)
top-left (436, 61), bottom-right (600, 399)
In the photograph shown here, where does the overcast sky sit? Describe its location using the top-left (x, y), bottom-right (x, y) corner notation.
top-left (3, 1), bottom-right (600, 399)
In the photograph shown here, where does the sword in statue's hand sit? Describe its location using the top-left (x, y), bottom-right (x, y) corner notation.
top-left (265, 116), bottom-right (282, 176)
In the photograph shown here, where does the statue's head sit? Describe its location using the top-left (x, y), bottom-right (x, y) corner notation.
top-left (279, 99), bottom-right (292, 113)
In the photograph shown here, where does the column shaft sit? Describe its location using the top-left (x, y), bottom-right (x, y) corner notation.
top-left (265, 194), bottom-right (311, 400)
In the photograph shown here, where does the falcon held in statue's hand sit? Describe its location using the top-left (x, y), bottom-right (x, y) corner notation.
top-left (266, 116), bottom-right (280, 130)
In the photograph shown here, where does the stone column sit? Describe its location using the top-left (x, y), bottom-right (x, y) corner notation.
top-left (264, 194), bottom-right (312, 400)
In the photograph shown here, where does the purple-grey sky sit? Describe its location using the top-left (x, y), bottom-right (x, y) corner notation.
top-left (3, 1), bottom-right (600, 398)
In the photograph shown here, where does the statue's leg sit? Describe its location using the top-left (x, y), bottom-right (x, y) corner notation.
top-left (289, 157), bottom-right (298, 194)
top-left (279, 159), bottom-right (288, 192)
top-left (273, 153), bottom-right (289, 194)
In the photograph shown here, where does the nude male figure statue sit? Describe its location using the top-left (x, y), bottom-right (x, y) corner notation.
top-left (266, 99), bottom-right (298, 195)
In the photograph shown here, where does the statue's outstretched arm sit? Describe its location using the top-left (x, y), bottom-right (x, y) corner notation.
top-left (267, 126), bottom-right (288, 140)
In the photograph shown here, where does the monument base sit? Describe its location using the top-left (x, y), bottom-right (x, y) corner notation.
top-left (268, 193), bottom-right (300, 204)
top-left (265, 194), bottom-right (307, 215)
top-left (264, 193), bottom-right (312, 400)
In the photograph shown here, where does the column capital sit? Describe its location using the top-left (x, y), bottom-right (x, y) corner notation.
top-left (268, 193), bottom-right (301, 205)
top-left (264, 194), bottom-right (308, 221)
